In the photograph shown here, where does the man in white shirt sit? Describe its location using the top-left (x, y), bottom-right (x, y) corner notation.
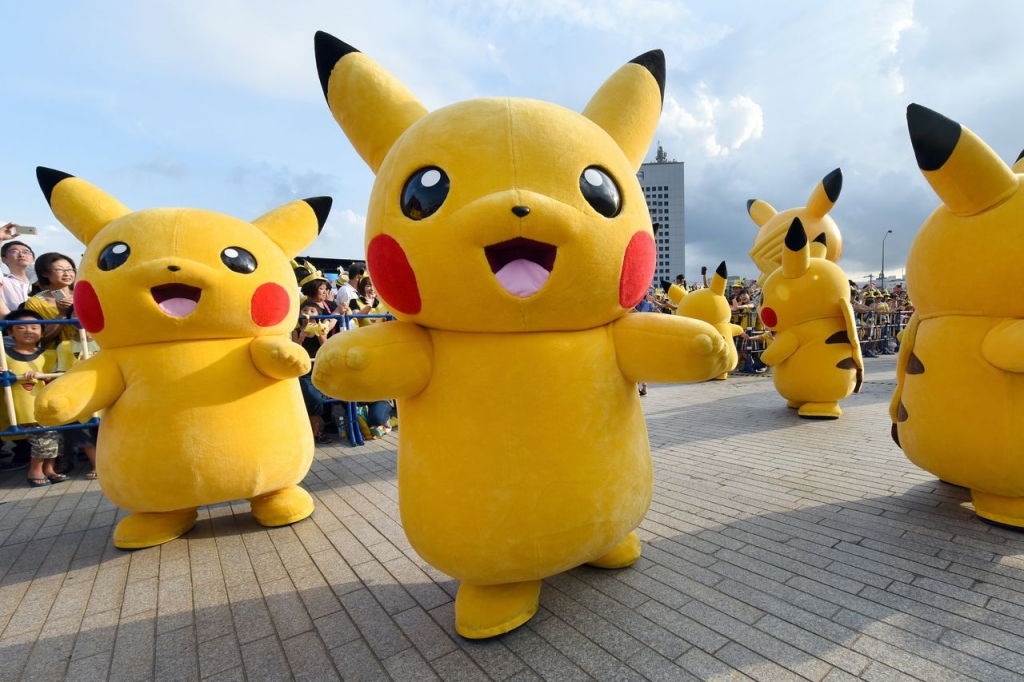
top-left (336, 263), bottom-right (365, 330)
top-left (0, 240), bottom-right (34, 315)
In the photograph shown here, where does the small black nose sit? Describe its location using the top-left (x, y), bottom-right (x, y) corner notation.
top-left (168, 265), bottom-right (181, 272)
top-left (511, 206), bottom-right (531, 218)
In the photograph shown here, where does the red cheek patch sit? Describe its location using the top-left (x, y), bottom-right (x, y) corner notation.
top-left (760, 307), bottom-right (777, 328)
top-left (251, 283), bottom-right (291, 327)
top-left (73, 282), bottom-right (105, 334)
top-left (368, 235), bottom-right (421, 315)
top-left (619, 231), bottom-right (656, 309)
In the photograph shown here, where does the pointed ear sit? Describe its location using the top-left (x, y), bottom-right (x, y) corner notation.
top-left (781, 218), bottom-right (810, 279)
top-left (805, 168), bottom-right (842, 218)
top-left (315, 31), bottom-right (428, 174)
top-left (746, 198), bottom-right (776, 227)
top-left (37, 167), bottom-right (131, 246)
top-left (810, 233), bottom-right (828, 259)
top-left (582, 50), bottom-right (665, 170)
top-left (666, 283), bottom-right (687, 305)
top-left (1013, 149), bottom-right (1024, 174)
top-left (711, 261), bottom-right (728, 296)
top-left (907, 104), bottom-right (1018, 216)
top-left (252, 197), bottom-right (332, 258)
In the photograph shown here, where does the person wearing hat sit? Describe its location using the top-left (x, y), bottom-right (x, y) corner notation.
top-left (293, 260), bottom-right (346, 335)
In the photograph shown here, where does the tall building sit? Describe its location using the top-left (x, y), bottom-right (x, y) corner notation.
top-left (637, 145), bottom-right (684, 286)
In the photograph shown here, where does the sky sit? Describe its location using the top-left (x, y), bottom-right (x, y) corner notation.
top-left (2, 0), bottom-right (1022, 285)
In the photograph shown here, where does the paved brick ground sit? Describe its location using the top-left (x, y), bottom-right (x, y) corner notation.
top-left (3, 356), bottom-right (1024, 680)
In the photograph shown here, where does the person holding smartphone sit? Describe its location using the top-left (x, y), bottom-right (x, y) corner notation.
top-left (25, 252), bottom-right (79, 345)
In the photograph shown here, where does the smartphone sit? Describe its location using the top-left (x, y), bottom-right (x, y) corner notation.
top-left (51, 290), bottom-right (66, 302)
top-left (13, 226), bottom-right (38, 235)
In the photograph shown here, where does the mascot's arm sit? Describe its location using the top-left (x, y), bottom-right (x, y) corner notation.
top-left (840, 299), bottom-right (865, 393)
top-left (251, 336), bottom-right (311, 380)
top-left (890, 314), bottom-right (920, 422)
top-left (981, 319), bottom-right (1024, 372)
top-left (613, 313), bottom-right (732, 383)
top-left (34, 352), bottom-right (125, 426)
top-left (760, 330), bottom-right (798, 366)
top-left (312, 321), bottom-right (433, 400)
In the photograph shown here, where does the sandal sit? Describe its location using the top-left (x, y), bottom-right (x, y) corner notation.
top-left (47, 474), bottom-right (69, 483)
top-left (315, 434), bottom-right (333, 445)
top-left (85, 471), bottom-right (98, 480)
top-left (27, 477), bottom-right (50, 487)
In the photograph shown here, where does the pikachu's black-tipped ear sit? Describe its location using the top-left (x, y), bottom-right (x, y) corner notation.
top-left (314, 31), bottom-right (360, 102)
top-left (253, 197), bottom-right (332, 258)
top-left (37, 167), bottom-right (75, 206)
top-left (806, 168), bottom-right (842, 218)
top-left (710, 261), bottom-right (728, 296)
top-left (301, 196), bottom-right (333, 234)
top-left (810, 232), bottom-right (828, 259)
top-left (715, 261), bottom-right (728, 279)
top-left (582, 49), bottom-right (665, 170)
top-left (746, 198), bottom-right (776, 227)
top-left (314, 30), bottom-right (428, 174)
top-left (782, 218), bottom-right (810, 279)
top-left (36, 167), bottom-right (131, 246)
top-left (907, 103), bottom-right (1018, 216)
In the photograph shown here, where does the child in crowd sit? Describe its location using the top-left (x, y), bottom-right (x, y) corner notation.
top-left (292, 303), bottom-right (332, 444)
top-left (55, 331), bottom-right (101, 479)
top-left (1, 310), bottom-right (61, 487)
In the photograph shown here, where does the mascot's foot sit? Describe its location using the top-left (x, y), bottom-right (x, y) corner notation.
top-left (114, 509), bottom-right (198, 549)
top-left (711, 372), bottom-right (729, 381)
top-left (249, 486), bottom-right (315, 527)
top-left (797, 402), bottom-right (842, 419)
top-left (455, 580), bottom-right (541, 639)
top-left (587, 530), bottom-right (642, 569)
top-left (786, 400), bottom-right (802, 409)
top-left (972, 491), bottom-right (1024, 530)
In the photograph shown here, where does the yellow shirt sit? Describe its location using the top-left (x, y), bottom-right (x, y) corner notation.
top-left (2, 346), bottom-right (57, 427)
top-left (24, 295), bottom-right (80, 344)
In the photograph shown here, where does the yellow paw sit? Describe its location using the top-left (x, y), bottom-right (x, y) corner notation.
top-left (797, 402), bottom-right (842, 419)
top-left (248, 486), bottom-right (314, 527)
top-left (34, 396), bottom-right (73, 426)
top-left (113, 509), bottom-right (198, 549)
top-left (587, 530), bottom-right (642, 569)
top-left (972, 491), bottom-right (1024, 529)
top-left (455, 580), bottom-right (541, 639)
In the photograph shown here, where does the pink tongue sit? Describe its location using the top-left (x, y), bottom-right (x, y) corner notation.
top-left (159, 298), bottom-right (198, 317)
top-left (494, 259), bottom-right (550, 297)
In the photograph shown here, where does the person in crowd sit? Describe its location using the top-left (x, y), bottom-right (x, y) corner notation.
top-left (1, 310), bottom-right (62, 487)
top-left (54, 330), bottom-right (101, 479)
top-left (25, 252), bottom-right (79, 346)
top-left (348, 276), bottom-right (389, 327)
top-left (632, 289), bottom-right (660, 395)
top-left (292, 302), bottom-right (333, 445)
top-left (300, 271), bottom-right (343, 335)
top-left (0, 240), bottom-right (35, 316)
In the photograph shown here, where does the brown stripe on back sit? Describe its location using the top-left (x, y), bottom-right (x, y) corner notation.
top-left (825, 330), bottom-right (850, 344)
top-left (891, 423), bottom-right (901, 448)
top-left (836, 357), bottom-right (857, 369)
top-left (897, 400), bottom-right (908, 422)
top-left (907, 352), bottom-right (925, 374)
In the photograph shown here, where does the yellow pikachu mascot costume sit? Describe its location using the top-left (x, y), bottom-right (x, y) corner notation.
top-left (311, 32), bottom-right (732, 638)
top-left (673, 261), bottom-right (743, 380)
top-left (747, 169), bottom-right (844, 282)
top-left (758, 218), bottom-right (863, 418)
top-left (894, 104), bottom-right (1024, 528)
top-left (33, 168), bottom-right (330, 548)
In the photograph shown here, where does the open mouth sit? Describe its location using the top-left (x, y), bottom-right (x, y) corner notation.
top-left (484, 237), bottom-right (557, 298)
top-left (151, 283), bottom-right (202, 318)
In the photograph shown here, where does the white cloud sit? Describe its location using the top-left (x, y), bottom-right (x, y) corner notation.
top-left (306, 208), bottom-right (366, 260)
top-left (661, 84), bottom-right (763, 158)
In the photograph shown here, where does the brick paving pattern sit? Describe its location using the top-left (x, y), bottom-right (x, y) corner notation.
top-left (3, 356), bottom-right (1024, 680)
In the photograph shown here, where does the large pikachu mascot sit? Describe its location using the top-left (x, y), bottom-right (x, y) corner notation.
top-left (33, 168), bottom-right (330, 548)
top-left (758, 218), bottom-right (863, 418)
top-left (747, 169), bottom-right (844, 282)
top-left (894, 104), bottom-right (1024, 528)
top-left (671, 262), bottom-right (743, 380)
top-left (312, 32), bottom-right (731, 638)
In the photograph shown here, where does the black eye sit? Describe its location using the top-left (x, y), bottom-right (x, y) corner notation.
top-left (221, 247), bottom-right (257, 274)
top-left (579, 166), bottom-right (621, 217)
top-left (401, 167), bottom-right (450, 220)
top-left (98, 242), bottom-right (130, 271)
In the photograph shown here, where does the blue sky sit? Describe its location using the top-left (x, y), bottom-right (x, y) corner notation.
top-left (3, 1), bottom-right (1023, 283)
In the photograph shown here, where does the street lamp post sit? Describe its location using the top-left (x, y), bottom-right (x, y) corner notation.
top-left (881, 230), bottom-right (893, 291)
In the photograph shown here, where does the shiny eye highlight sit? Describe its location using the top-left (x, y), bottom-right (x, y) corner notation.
top-left (401, 167), bottom-right (450, 220)
top-left (221, 247), bottom-right (257, 274)
top-left (98, 242), bottom-right (131, 271)
top-left (579, 166), bottom-right (621, 217)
